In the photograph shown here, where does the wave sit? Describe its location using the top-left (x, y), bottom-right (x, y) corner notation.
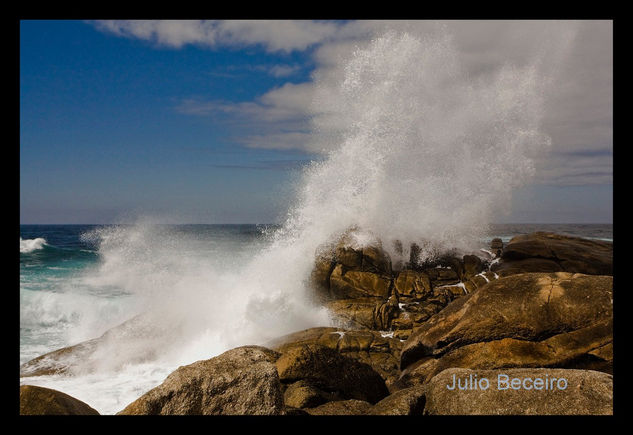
top-left (20, 237), bottom-right (48, 253)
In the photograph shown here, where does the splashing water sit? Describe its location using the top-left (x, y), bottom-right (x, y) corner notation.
top-left (21, 31), bottom-right (562, 413)
top-left (292, 32), bottom-right (552, 261)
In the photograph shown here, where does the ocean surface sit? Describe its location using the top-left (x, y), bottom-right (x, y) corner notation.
top-left (19, 223), bottom-right (612, 413)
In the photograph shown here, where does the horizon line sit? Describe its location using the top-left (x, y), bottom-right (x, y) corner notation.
top-left (19, 222), bottom-right (614, 226)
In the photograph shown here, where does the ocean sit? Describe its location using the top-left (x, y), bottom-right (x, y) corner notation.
top-left (19, 223), bottom-right (612, 414)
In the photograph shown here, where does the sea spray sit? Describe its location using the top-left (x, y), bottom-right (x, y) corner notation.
top-left (21, 30), bottom-right (566, 414)
top-left (290, 31), bottom-right (552, 263)
top-left (81, 30), bottom-right (552, 374)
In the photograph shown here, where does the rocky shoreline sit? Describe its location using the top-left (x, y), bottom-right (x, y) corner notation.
top-left (20, 231), bottom-right (613, 415)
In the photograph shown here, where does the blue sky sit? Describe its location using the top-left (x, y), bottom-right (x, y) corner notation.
top-left (20, 20), bottom-right (612, 224)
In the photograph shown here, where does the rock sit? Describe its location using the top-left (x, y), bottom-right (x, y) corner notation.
top-left (266, 327), bottom-right (403, 390)
top-left (20, 385), bottom-right (100, 415)
top-left (335, 245), bottom-right (363, 269)
top-left (427, 267), bottom-right (460, 286)
top-left (495, 232), bottom-right (612, 276)
top-left (282, 407), bottom-right (310, 415)
top-left (463, 271), bottom-right (498, 293)
top-left (400, 272), bottom-right (613, 370)
top-left (394, 270), bottom-right (432, 299)
top-left (462, 254), bottom-right (484, 280)
top-left (397, 319), bottom-right (613, 387)
top-left (306, 399), bottom-right (373, 415)
top-left (329, 265), bottom-right (391, 299)
top-left (310, 253), bottom-right (336, 301)
top-left (369, 385), bottom-right (426, 415)
top-left (20, 313), bottom-right (183, 377)
top-left (283, 380), bottom-right (337, 409)
top-left (20, 338), bottom-right (100, 377)
top-left (275, 344), bottom-right (389, 404)
top-left (490, 238), bottom-right (503, 250)
top-left (493, 257), bottom-right (563, 276)
top-left (118, 346), bottom-right (284, 415)
top-left (423, 368), bottom-right (612, 415)
top-left (361, 245), bottom-right (392, 275)
top-left (325, 298), bottom-right (381, 329)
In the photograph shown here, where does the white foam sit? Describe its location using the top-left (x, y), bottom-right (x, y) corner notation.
top-left (20, 237), bottom-right (47, 253)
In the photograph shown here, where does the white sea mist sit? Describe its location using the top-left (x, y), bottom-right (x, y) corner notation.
top-left (20, 30), bottom-right (574, 414)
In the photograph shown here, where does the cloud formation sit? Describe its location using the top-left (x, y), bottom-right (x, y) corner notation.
top-left (93, 20), bottom-right (346, 52)
top-left (93, 20), bottom-right (612, 187)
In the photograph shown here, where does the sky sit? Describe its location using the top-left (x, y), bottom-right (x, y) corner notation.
top-left (20, 20), bottom-right (613, 224)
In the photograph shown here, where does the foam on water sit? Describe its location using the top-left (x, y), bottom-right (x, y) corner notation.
top-left (20, 237), bottom-right (47, 253)
top-left (20, 30), bottom-right (573, 414)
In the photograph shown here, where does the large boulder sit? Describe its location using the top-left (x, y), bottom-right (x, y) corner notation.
top-left (118, 346), bottom-right (284, 415)
top-left (266, 327), bottom-right (402, 389)
top-left (494, 232), bottom-right (612, 276)
top-left (369, 385), bottom-right (426, 415)
top-left (423, 368), bottom-right (612, 415)
top-left (397, 319), bottom-right (612, 387)
top-left (20, 385), bottom-right (99, 415)
top-left (400, 272), bottom-right (613, 371)
top-left (275, 343), bottom-right (389, 404)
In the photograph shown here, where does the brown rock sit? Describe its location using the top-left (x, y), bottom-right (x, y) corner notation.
top-left (275, 344), bottom-right (389, 404)
top-left (20, 385), bottom-right (99, 415)
top-left (266, 327), bottom-right (403, 390)
top-left (118, 346), bottom-right (284, 415)
top-left (462, 254), bottom-right (484, 280)
top-left (400, 272), bottom-right (613, 370)
top-left (496, 232), bottom-right (612, 276)
top-left (369, 385), bottom-right (426, 415)
top-left (361, 245), bottom-right (392, 275)
top-left (398, 319), bottom-right (613, 387)
top-left (394, 270), bottom-right (432, 299)
top-left (306, 399), bottom-right (373, 415)
top-left (329, 265), bottom-right (391, 299)
top-left (310, 253), bottom-right (335, 300)
top-left (490, 238), bottom-right (503, 250)
top-left (283, 380), bottom-right (336, 409)
top-left (423, 368), bottom-right (612, 415)
top-left (335, 246), bottom-right (363, 269)
top-left (325, 298), bottom-right (380, 330)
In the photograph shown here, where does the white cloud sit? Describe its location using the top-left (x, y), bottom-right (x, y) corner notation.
top-left (95, 20), bottom-right (612, 186)
top-left (93, 20), bottom-right (345, 52)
